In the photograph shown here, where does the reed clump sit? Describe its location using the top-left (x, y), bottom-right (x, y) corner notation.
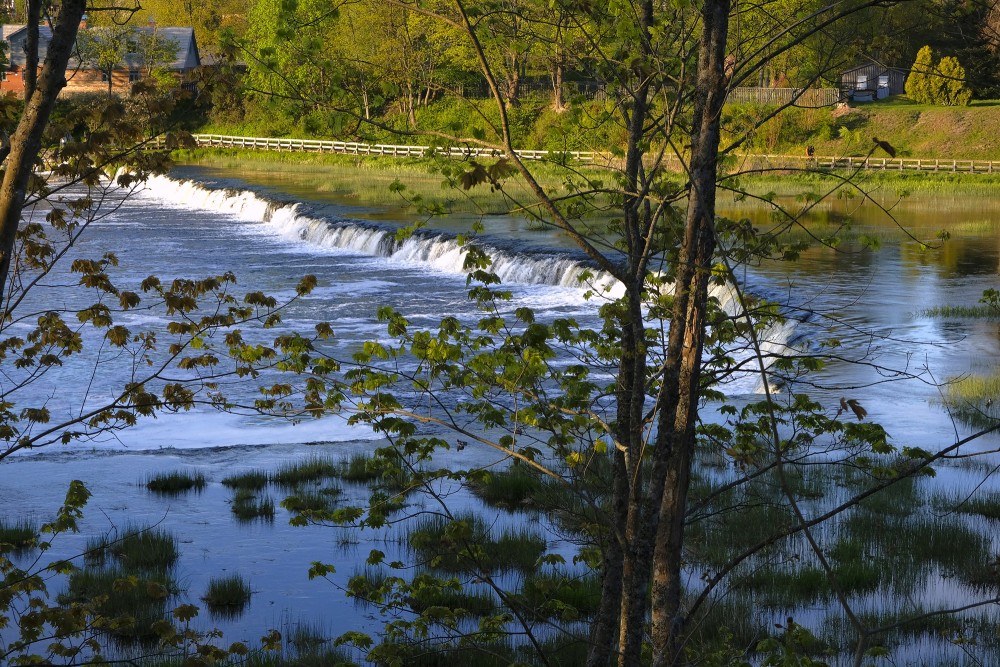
top-left (144, 470), bottom-right (207, 494)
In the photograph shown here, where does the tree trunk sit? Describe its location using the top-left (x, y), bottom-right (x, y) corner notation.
top-left (648, 0), bottom-right (731, 664)
top-left (23, 0), bottom-right (38, 100)
top-left (550, 58), bottom-right (566, 112)
top-left (0, 0), bottom-right (86, 310)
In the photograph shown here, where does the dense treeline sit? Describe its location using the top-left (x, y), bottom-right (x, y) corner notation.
top-left (60, 0), bottom-right (1000, 139)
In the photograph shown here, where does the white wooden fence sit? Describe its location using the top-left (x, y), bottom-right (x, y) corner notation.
top-left (174, 134), bottom-right (1000, 175)
top-left (726, 87), bottom-right (840, 107)
top-left (186, 134), bottom-right (601, 163)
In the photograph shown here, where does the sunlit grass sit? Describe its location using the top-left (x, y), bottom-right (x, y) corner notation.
top-left (406, 513), bottom-right (546, 573)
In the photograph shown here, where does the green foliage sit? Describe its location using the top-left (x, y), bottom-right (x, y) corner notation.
top-left (271, 457), bottom-right (339, 487)
top-left (906, 46), bottom-right (973, 106)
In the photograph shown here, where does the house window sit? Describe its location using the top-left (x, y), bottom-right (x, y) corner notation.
top-left (856, 74), bottom-right (867, 90)
top-left (129, 69), bottom-right (141, 82)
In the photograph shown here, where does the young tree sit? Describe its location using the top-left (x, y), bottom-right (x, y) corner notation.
top-left (905, 44), bottom-right (939, 103)
top-left (936, 54), bottom-right (972, 105)
top-left (74, 24), bottom-right (131, 96)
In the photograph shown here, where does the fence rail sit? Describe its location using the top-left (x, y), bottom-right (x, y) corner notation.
top-left (742, 154), bottom-right (1000, 174)
top-left (177, 134), bottom-right (1000, 175)
top-left (725, 87), bottom-right (840, 107)
top-left (185, 134), bottom-right (602, 163)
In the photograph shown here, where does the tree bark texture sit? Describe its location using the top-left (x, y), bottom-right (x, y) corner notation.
top-left (0, 0), bottom-right (87, 311)
top-left (649, 0), bottom-right (731, 665)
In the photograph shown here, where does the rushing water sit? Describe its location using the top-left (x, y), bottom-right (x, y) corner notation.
top-left (2, 167), bottom-right (1000, 663)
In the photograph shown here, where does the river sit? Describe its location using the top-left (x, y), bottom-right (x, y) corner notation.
top-left (1, 165), bottom-right (999, 664)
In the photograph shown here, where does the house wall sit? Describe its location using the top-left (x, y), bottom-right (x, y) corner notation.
top-left (61, 69), bottom-right (133, 95)
top-left (841, 65), bottom-right (907, 96)
top-left (0, 68), bottom-right (25, 94)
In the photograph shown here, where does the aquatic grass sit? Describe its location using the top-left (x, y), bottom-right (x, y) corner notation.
top-left (281, 487), bottom-right (343, 514)
top-left (202, 573), bottom-right (252, 618)
top-left (684, 594), bottom-right (774, 656)
top-left (339, 453), bottom-right (381, 483)
top-left (0, 519), bottom-right (37, 553)
top-left (271, 457), bottom-right (338, 487)
top-left (231, 489), bottom-right (276, 522)
top-left (109, 525), bottom-right (179, 570)
top-left (470, 466), bottom-right (545, 509)
top-left (922, 305), bottom-right (1000, 318)
top-left (728, 565), bottom-right (830, 607)
top-left (937, 490), bottom-right (1000, 520)
top-left (60, 566), bottom-right (175, 643)
top-left (406, 513), bottom-right (546, 573)
top-left (407, 580), bottom-right (499, 617)
top-left (516, 572), bottom-right (601, 619)
top-left (944, 373), bottom-right (1000, 403)
top-left (221, 469), bottom-right (270, 491)
top-left (144, 470), bottom-right (206, 494)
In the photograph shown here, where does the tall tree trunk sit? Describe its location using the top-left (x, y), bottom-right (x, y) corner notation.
top-left (648, 0), bottom-right (731, 665)
top-left (23, 0), bottom-right (39, 100)
top-left (0, 0), bottom-right (86, 310)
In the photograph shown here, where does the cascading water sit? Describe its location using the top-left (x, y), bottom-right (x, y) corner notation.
top-left (140, 174), bottom-right (798, 391)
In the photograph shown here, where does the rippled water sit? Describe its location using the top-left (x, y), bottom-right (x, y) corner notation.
top-left (3, 167), bottom-right (1000, 662)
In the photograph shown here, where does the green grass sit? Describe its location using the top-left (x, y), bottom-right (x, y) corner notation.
top-left (202, 573), bottom-right (252, 617)
top-left (0, 519), bottom-right (37, 553)
top-left (109, 525), bottom-right (179, 570)
top-left (60, 567), bottom-right (175, 643)
top-left (516, 572), bottom-right (602, 619)
top-left (922, 305), bottom-right (1000, 318)
top-left (144, 470), bottom-right (207, 494)
top-left (406, 513), bottom-right (546, 573)
top-left (728, 565), bottom-right (830, 607)
top-left (938, 490), bottom-right (1000, 521)
top-left (222, 469), bottom-right (270, 491)
top-left (231, 489), bottom-right (276, 522)
top-left (469, 466), bottom-right (545, 509)
top-left (271, 457), bottom-right (339, 487)
top-left (339, 453), bottom-right (381, 483)
top-left (281, 487), bottom-right (343, 514)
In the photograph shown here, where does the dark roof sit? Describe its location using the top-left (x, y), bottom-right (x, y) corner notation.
top-left (841, 61), bottom-right (906, 75)
top-left (1, 24), bottom-right (200, 71)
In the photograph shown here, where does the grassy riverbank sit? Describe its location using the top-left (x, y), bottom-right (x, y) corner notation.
top-left (176, 145), bottom-right (1000, 216)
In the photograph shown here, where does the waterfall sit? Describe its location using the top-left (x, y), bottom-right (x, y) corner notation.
top-left (140, 174), bottom-right (799, 391)
top-left (140, 175), bottom-right (621, 295)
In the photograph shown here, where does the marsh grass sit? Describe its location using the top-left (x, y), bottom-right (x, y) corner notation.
top-left (339, 453), bottom-right (380, 483)
top-left (271, 457), bottom-right (338, 487)
top-left (728, 565), bottom-right (829, 607)
top-left (202, 573), bottom-right (252, 617)
top-left (944, 373), bottom-right (1000, 403)
top-left (407, 513), bottom-right (546, 573)
top-left (685, 595), bottom-right (774, 656)
top-left (60, 567), bottom-right (175, 643)
top-left (110, 526), bottom-right (179, 570)
top-left (144, 470), bottom-right (206, 494)
top-left (516, 572), bottom-right (601, 618)
top-left (281, 487), bottom-right (343, 514)
top-left (222, 469), bottom-right (270, 491)
top-left (0, 519), bottom-right (37, 553)
top-left (231, 489), bottom-right (276, 522)
top-left (470, 466), bottom-right (545, 509)
top-left (937, 490), bottom-right (1000, 520)
top-left (407, 582), bottom-right (499, 617)
top-left (922, 305), bottom-right (1000, 318)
